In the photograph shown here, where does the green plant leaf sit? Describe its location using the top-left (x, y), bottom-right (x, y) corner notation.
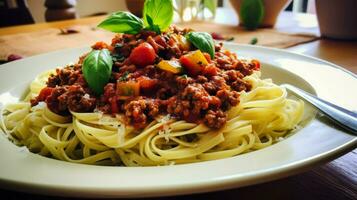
top-left (143, 0), bottom-right (174, 33)
top-left (98, 11), bottom-right (144, 34)
top-left (240, 0), bottom-right (264, 30)
top-left (250, 37), bottom-right (258, 45)
top-left (186, 32), bottom-right (215, 58)
top-left (82, 49), bottom-right (113, 95)
top-left (203, 0), bottom-right (217, 15)
top-left (146, 14), bottom-right (161, 34)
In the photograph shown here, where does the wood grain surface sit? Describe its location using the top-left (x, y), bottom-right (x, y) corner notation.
top-left (0, 8), bottom-right (356, 200)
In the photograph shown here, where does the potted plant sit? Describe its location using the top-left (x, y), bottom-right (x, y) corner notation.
top-left (230, 0), bottom-right (292, 29)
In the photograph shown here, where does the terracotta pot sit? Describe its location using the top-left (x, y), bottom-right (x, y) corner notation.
top-left (316, 0), bottom-right (357, 40)
top-left (125, 0), bottom-right (145, 17)
top-left (230, 0), bottom-right (292, 28)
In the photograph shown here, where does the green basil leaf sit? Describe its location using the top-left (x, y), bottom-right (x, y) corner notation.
top-left (186, 32), bottom-right (215, 58)
top-left (146, 14), bottom-right (161, 34)
top-left (240, 0), bottom-right (264, 30)
top-left (143, 0), bottom-right (174, 33)
top-left (98, 11), bottom-right (144, 34)
top-left (82, 49), bottom-right (113, 95)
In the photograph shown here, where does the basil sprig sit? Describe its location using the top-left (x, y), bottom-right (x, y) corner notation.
top-left (97, 11), bottom-right (144, 34)
top-left (143, 0), bottom-right (174, 33)
top-left (186, 32), bottom-right (215, 58)
top-left (97, 0), bottom-right (173, 34)
top-left (83, 49), bottom-right (113, 95)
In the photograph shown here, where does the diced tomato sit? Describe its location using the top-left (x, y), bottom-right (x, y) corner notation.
top-left (223, 50), bottom-right (231, 57)
top-left (129, 42), bottom-right (156, 67)
top-left (211, 32), bottom-right (225, 40)
top-left (109, 96), bottom-right (119, 114)
top-left (92, 41), bottom-right (111, 50)
top-left (203, 52), bottom-right (212, 63)
top-left (203, 64), bottom-right (219, 76)
top-left (251, 59), bottom-right (261, 70)
top-left (179, 50), bottom-right (209, 76)
top-left (37, 87), bottom-right (54, 102)
top-left (137, 76), bottom-right (158, 91)
top-left (180, 56), bottom-right (201, 76)
top-left (116, 81), bottom-right (140, 99)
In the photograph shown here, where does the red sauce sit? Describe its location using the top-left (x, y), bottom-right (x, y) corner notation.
top-left (31, 26), bottom-right (259, 129)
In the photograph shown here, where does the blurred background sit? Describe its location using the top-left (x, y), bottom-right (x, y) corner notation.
top-left (0, 0), bottom-right (316, 27)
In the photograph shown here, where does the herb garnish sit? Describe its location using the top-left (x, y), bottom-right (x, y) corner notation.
top-left (97, 11), bottom-right (144, 34)
top-left (118, 71), bottom-right (129, 82)
top-left (180, 74), bottom-right (188, 79)
top-left (112, 43), bottom-right (125, 62)
top-left (143, 0), bottom-right (174, 33)
top-left (82, 49), bottom-right (113, 95)
top-left (186, 32), bottom-right (215, 58)
top-left (98, 0), bottom-right (173, 34)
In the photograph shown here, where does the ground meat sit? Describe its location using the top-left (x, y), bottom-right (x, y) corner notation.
top-left (65, 85), bottom-right (96, 112)
top-left (196, 75), bottom-right (208, 83)
top-left (33, 26), bottom-right (257, 129)
top-left (204, 110), bottom-right (227, 129)
top-left (124, 99), bottom-right (159, 128)
top-left (45, 87), bottom-right (68, 114)
top-left (202, 75), bottom-right (229, 95)
top-left (118, 65), bottom-right (136, 73)
top-left (216, 89), bottom-right (240, 110)
top-left (147, 36), bottom-right (163, 53)
top-left (231, 78), bottom-right (252, 92)
top-left (47, 67), bottom-right (81, 87)
top-left (175, 76), bottom-right (194, 89)
top-left (233, 61), bottom-right (253, 76)
top-left (45, 85), bottom-right (96, 115)
top-left (167, 83), bottom-right (213, 125)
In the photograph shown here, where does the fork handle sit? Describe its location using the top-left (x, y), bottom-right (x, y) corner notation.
top-left (282, 84), bottom-right (357, 135)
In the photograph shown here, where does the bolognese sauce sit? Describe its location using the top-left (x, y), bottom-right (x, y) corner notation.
top-left (31, 26), bottom-right (259, 129)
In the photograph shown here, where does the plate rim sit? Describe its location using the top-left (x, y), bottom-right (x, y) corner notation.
top-left (0, 44), bottom-right (356, 198)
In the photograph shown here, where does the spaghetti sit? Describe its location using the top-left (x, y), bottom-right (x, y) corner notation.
top-left (0, 25), bottom-right (304, 166)
top-left (1, 71), bottom-right (303, 166)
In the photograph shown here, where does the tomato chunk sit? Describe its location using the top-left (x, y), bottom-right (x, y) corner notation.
top-left (251, 59), bottom-right (261, 70)
top-left (37, 87), bottom-right (54, 102)
top-left (137, 76), bottom-right (158, 91)
top-left (179, 50), bottom-right (208, 76)
top-left (129, 42), bottom-right (156, 67)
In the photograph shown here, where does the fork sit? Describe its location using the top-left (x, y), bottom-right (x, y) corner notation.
top-left (281, 84), bottom-right (357, 135)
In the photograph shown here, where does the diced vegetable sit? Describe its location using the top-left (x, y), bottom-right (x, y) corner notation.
top-left (116, 81), bottom-right (140, 99)
top-left (137, 76), bottom-right (158, 91)
top-left (202, 52), bottom-right (211, 63)
top-left (37, 87), bottom-right (54, 102)
top-left (129, 42), bottom-right (156, 67)
top-left (157, 60), bottom-right (183, 74)
top-left (179, 50), bottom-right (208, 76)
top-left (172, 34), bottom-right (191, 51)
top-left (251, 59), bottom-right (260, 70)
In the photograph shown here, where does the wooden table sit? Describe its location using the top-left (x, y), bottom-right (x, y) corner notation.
top-left (0, 9), bottom-right (356, 200)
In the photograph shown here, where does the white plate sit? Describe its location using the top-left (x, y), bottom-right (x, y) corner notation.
top-left (0, 44), bottom-right (356, 198)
